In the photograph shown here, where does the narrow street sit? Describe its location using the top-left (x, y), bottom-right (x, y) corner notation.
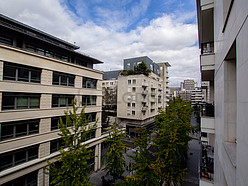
top-left (185, 115), bottom-right (201, 186)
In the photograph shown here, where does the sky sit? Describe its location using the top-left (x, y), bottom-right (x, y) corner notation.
top-left (0, 0), bottom-right (200, 87)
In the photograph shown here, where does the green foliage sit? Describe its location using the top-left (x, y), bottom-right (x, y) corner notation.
top-left (152, 97), bottom-right (193, 185)
top-left (104, 119), bottom-right (126, 181)
top-left (121, 61), bottom-right (151, 76)
top-left (126, 128), bottom-right (159, 186)
top-left (44, 101), bottom-right (96, 186)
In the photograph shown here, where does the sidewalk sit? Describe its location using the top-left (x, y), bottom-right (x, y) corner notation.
top-left (90, 148), bottom-right (136, 186)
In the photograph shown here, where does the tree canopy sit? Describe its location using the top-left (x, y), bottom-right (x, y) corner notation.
top-left (121, 61), bottom-right (151, 76)
top-left (44, 101), bottom-right (96, 186)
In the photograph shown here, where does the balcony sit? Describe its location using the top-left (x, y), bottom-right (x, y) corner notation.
top-left (201, 104), bottom-right (215, 134)
top-left (142, 82), bottom-right (148, 87)
top-left (201, 42), bottom-right (215, 71)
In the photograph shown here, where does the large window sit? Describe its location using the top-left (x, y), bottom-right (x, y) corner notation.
top-left (53, 72), bottom-right (75, 87)
top-left (82, 95), bottom-right (97, 106)
top-left (2, 92), bottom-right (40, 110)
top-left (0, 145), bottom-right (38, 171)
top-left (3, 62), bottom-right (41, 83)
top-left (0, 119), bottom-right (39, 141)
top-left (87, 146), bottom-right (95, 173)
top-left (51, 116), bottom-right (72, 130)
top-left (2, 170), bottom-right (38, 186)
top-left (83, 77), bottom-right (97, 89)
top-left (52, 94), bottom-right (74, 107)
top-left (50, 138), bottom-right (65, 154)
top-left (26, 44), bottom-right (69, 62)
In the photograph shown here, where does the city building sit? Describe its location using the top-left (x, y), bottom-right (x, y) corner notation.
top-left (191, 88), bottom-right (206, 106)
top-left (197, 0), bottom-right (248, 185)
top-left (0, 14), bottom-right (106, 185)
top-left (181, 79), bottom-right (197, 91)
top-left (117, 56), bottom-right (170, 137)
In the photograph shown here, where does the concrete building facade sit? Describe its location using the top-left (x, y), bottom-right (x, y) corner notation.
top-left (0, 14), bottom-right (106, 185)
top-left (197, 0), bottom-right (248, 185)
top-left (117, 57), bottom-right (170, 136)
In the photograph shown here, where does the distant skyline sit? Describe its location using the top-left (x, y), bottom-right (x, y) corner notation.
top-left (0, 0), bottom-right (200, 86)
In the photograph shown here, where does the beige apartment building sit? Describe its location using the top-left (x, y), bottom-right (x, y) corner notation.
top-left (0, 14), bottom-right (106, 185)
top-left (197, 0), bottom-right (248, 185)
top-left (117, 57), bottom-right (170, 136)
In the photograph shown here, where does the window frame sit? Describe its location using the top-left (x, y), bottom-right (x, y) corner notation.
top-left (52, 71), bottom-right (75, 87)
top-left (83, 77), bottom-right (97, 89)
top-left (52, 94), bottom-right (74, 108)
top-left (82, 95), bottom-right (97, 106)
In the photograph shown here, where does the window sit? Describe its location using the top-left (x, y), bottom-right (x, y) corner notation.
top-left (0, 35), bottom-right (12, 45)
top-left (132, 103), bottom-right (135, 108)
top-left (150, 64), bottom-right (153, 71)
top-left (133, 79), bottom-right (136, 84)
top-left (75, 59), bottom-right (87, 67)
top-left (52, 94), bottom-right (74, 107)
top-left (82, 95), bottom-right (97, 106)
top-left (128, 80), bottom-right (131, 84)
top-left (51, 116), bottom-right (72, 130)
top-left (87, 146), bottom-right (95, 173)
top-left (86, 112), bottom-right (97, 123)
top-left (3, 62), bottom-right (41, 83)
top-left (132, 111), bottom-right (135, 116)
top-left (132, 95), bottom-right (136, 101)
top-left (53, 72), bottom-right (75, 87)
top-left (102, 82), bottom-right (105, 86)
top-left (0, 145), bottom-right (38, 171)
top-left (132, 87), bottom-right (136, 92)
top-left (127, 96), bottom-right (131, 101)
top-left (110, 82), bottom-right (113, 85)
top-left (2, 92), bottom-right (40, 110)
top-left (127, 110), bottom-right (131, 116)
top-left (26, 44), bottom-right (69, 62)
top-left (160, 66), bottom-right (163, 70)
top-left (2, 171), bottom-right (38, 186)
top-left (128, 87), bottom-right (131, 92)
top-left (0, 119), bottom-right (39, 141)
top-left (83, 77), bottom-right (97, 89)
top-left (50, 138), bottom-right (65, 153)
top-left (127, 103), bottom-right (131, 107)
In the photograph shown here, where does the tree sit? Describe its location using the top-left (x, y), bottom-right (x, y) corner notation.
top-left (151, 97), bottom-right (193, 185)
top-left (121, 61), bottom-right (151, 76)
top-left (104, 119), bottom-right (126, 182)
top-left (44, 101), bottom-right (96, 186)
top-left (126, 127), bottom-right (159, 186)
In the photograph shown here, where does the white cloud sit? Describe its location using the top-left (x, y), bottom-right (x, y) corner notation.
top-left (0, 0), bottom-right (200, 87)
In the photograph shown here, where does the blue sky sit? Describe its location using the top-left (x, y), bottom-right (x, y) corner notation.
top-left (0, 0), bottom-right (200, 86)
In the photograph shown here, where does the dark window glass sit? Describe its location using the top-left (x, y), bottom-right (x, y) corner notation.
top-left (1, 124), bottom-right (14, 141)
top-left (52, 95), bottom-right (74, 107)
top-left (0, 154), bottom-right (13, 171)
top-left (52, 72), bottom-right (74, 87)
top-left (18, 68), bottom-right (29, 82)
top-left (31, 70), bottom-right (41, 83)
top-left (50, 138), bottom-right (64, 153)
top-left (29, 121), bottom-right (39, 135)
top-left (3, 62), bottom-right (41, 83)
top-left (3, 65), bottom-right (16, 81)
top-left (83, 77), bottom-right (97, 89)
top-left (16, 123), bottom-right (27, 137)
top-left (2, 92), bottom-right (40, 110)
top-left (0, 35), bottom-right (12, 45)
top-left (0, 145), bottom-right (38, 171)
top-left (82, 95), bottom-right (97, 106)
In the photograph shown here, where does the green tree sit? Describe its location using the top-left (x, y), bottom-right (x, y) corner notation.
top-left (151, 97), bottom-right (193, 185)
top-left (134, 61), bottom-right (151, 76)
top-left (44, 101), bottom-right (96, 186)
top-left (104, 120), bottom-right (126, 182)
top-left (126, 127), bottom-right (159, 186)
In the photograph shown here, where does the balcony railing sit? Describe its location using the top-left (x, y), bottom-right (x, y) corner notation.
top-left (201, 103), bottom-right (215, 117)
top-left (201, 42), bottom-right (214, 55)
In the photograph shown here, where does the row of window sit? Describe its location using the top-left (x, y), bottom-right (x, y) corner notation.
top-left (127, 110), bottom-right (135, 116)
top-left (3, 62), bottom-right (98, 88)
top-left (0, 113), bottom-right (97, 141)
top-left (127, 103), bottom-right (135, 108)
top-left (1, 93), bottom-right (98, 110)
top-left (0, 145), bottom-right (38, 171)
top-left (128, 87), bottom-right (136, 92)
top-left (128, 79), bottom-right (136, 85)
